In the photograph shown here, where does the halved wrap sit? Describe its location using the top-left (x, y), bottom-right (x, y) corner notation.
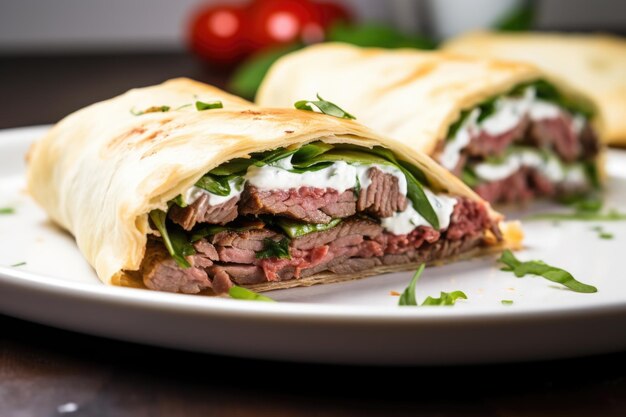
top-left (443, 31), bottom-right (626, 146)
top-left (27, 78), bottom-right (521, 295)
top-left (257, 43), bottom-right (604, 205)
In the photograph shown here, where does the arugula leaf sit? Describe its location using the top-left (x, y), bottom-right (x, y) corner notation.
top-left (421, 291), bottom-right (468, 306)
top-left (398, 264), bottom-right (424, 306)
top-left (591, 226), bottom-right (614, 240)
top-left (498, 250), bottom-right (597, 293)
top-left (461, 167), bottom-right (480, 187)
top-left (294, 94), bottom-right (356, 120)
top-left (149, 210), bottom-right (194, 268)
top-left (10, 261), bottom-right (26, 267)
top-left (0, 207), bottom-right (14, 215)
top-left (130, 105), bottom-right (170, 115)
top-left (195, 100), bottom-right (223, 111)
top-left (256, 238), bottom-right (291, 259)
top-left (501, 300), bottom-right (514, 305)
top-left (291, 142), bottom-right (334, 164)
top-left (172, 195), bottom-right (187, 208)
top-left (195, 175), bottom-right (231, 196)
top-left (446, 110), bottom-right (471, 141)
top-left (477, 97), bottom-right (499, 123)
top-left (228, 286), bottom-right (275, 302)
top-left (209, 158), bottom-right (257, 177)
top-left (276, 218), bottom-right (342, 239)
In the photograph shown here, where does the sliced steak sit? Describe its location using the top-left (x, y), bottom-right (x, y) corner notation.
top-left (464, 116), bottom-right (529, 158)
top-left (357, 168), bottom-right (408, 218)
top-left (473, 167), bottom-right (564, 204)
top-left (210, 265), bottom-right (265, 286)
top-left (446, 197), bottom-right (493, 241)
top-left (528, 115), bottom-right (580, 163)
top-left (291, 217), bottom-right (383, 250)
top-left (329, 257), bottom-right (383, 274)
top-left (141, 240), bottom-right (212, 294)
top-left (211, 228), bottom-right (277, 250)
top-left (169, 194), bottom-right (239, 230)
top-left (240, 186), bottom-right (355, 224)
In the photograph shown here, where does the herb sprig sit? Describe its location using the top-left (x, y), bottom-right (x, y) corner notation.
top-left (399, 264), bottom-right (467, 306)
top-left (498, 250), bottom-right (597, 293)
top-left (228, 286), bottom-right (275, 302)
top-left (294, 94), bottom-right (356, 119)
top-left (256, 238), bottom-right (291, 260)
top-left (149, 210), bottom-right (196, 268)
top-left (0, 207), bottom-right (14, 215)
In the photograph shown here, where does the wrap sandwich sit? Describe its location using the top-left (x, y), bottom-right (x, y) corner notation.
top-left (443, 31), bottom-right (626, 146)
top-left (27, 78), bottom-right (521, 295)
top-left (257, 43), bottom-right (604, 205)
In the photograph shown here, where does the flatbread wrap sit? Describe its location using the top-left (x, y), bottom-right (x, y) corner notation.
top-left (257, 43), bottom-right (604, 205)
top-left (443, 31), bottom-right (626, 146)
top-left (27, 78), bottom-right (521, 295)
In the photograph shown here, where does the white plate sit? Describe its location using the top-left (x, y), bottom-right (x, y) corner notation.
top-left (1, 125), bottom-right (625, 365)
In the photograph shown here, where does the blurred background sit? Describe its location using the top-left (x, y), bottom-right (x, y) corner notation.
top-left (1, 0), bottom-right (625, 128)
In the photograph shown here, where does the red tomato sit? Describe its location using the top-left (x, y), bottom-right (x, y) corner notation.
top-left (188, 4), bottom-right (250, 67)
top-left (317, 1), bottom-right (351, 27)
top-left (246, 0), bottom-right (325, 50)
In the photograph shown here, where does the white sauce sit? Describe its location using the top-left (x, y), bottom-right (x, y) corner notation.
top-left (381, 189), bottom-right (457, 235)
top-left (440, 109), bottom-right (479, 170)
top-left (181, 153), bottom-right (457, 234)
top-left (481, 88), bottom-right (534, 135)
top-left (182, 178), bottom-right (243, 206)
top-left (473, 148), bottom-right (586, 185)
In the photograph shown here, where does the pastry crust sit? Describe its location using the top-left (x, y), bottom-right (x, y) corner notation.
top-left (27, 78), bottom-right (512, 289)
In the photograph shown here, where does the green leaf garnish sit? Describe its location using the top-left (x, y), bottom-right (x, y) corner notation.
top-left (501, 300), bottom-right (514, 305)
top-left (130, 105), bottom-right (170, 116)
top-left (276, 218), bottom-right (342, 239)
top-left (294, 94), bottom-right (356, 120)
top-left (446, 110), bottom-right (471, 141)
top-left (0, 207), bottom-right (14, 215)
top-left (149, 210), bottom-right (195, 268)
top-left (398, 264), bottom-right (424, 306)
top-left (209, 158), bottom-right (257, 177)
top-left (461, 167), bottom-right (480, 187)
top-left (172, 195), bottom-right (187, 208)
top-left (195, 175), bottom-right (231, 196)
top-left (399, 264), bottom-right (467, 306)
top-left (256, 238), bottom-right (291, 260)
top-left (498, 250), bottom-right (597, 293)
top-left (228, 286), bottom-right (275, 302)
top-left (421, 291), bottom-right (468, 306)
top-left (195, 100), bottom-right (223, 111)
top-left (10, 261), bottom-right (26, 267)
top-left (591, 226), bottom-right (614, 240)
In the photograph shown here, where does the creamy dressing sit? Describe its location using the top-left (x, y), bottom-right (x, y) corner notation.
top-left (381, 189), bottom-right (457, 235)
top-left (440, 109), bottom-right (479, 170)
top-left (442, 87), bottom-right (586, 172)
top-left (182, 178), bottom-right (243, 206)
top-left (473, 148), bottom-right (586, 185)
top-left (181, 153), bottom-right (457, 234)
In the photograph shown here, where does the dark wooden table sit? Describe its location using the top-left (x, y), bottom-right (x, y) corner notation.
top-left (1, 53), bottom-right (625, 416)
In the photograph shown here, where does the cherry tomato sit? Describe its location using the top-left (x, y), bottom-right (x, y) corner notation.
top-left (246, 0), bottom-right (325, 50)
top-left (317, 1), bottom-right (351, 27)
top-left (188, 4), bottom-right (250, 67)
